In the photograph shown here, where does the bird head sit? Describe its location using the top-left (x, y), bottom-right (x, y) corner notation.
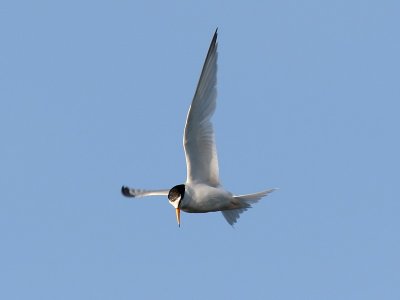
top-left (168, 184), bottom-right (185, 227)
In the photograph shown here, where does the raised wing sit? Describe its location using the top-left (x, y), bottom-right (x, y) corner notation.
top-left (121, 186), bottom-right (169, 198)
top-left (184, 29), bottom-right (219, 187)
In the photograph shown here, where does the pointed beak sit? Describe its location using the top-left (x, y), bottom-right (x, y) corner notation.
top-left (175, 208), bottom-right (181, 227)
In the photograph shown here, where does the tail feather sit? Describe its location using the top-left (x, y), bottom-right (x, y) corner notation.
top-left (234, 188), bottom-right (277, 204)
top-left (222, 208), bottom-right (249, 226)
top-left (221, 188), bottom-right (277, 226)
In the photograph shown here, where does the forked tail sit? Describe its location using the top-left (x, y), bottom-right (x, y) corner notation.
top-left (221, 188), bottom-right (277, 226)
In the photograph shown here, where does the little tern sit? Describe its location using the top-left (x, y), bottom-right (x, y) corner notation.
top-left (121, 29), bottom-right (276, 226)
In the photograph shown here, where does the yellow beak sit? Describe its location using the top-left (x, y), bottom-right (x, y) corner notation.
top-left (176, 208), bottom-right (181, 227)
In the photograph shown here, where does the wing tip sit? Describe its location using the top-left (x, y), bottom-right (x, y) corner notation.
top-left (121, 186), bottom-right (135, 197)
top-left (212, 28), bottom-right (218, 45)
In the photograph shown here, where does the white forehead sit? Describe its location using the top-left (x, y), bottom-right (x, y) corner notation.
top-left (168, 195), bottom-right (181, 208)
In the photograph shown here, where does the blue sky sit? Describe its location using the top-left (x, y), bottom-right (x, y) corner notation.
top-left (1, 1), bottom-right (399, 299)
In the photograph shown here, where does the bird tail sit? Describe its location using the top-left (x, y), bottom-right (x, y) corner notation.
top-left (221, 188), bottom-right (277, 226)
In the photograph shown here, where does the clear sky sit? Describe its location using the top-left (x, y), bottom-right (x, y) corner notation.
top-left (1, 1), bottom-right (399, 299)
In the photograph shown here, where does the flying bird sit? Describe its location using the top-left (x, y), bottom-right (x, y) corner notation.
top-left (121, 29), bottom-right (276, 226)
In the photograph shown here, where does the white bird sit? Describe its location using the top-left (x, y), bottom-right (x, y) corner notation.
top-left (121, 29), bottom-right (276, 226)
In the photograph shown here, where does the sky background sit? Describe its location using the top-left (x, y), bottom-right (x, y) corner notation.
top-left (1, 1), bottom-right (399, 299)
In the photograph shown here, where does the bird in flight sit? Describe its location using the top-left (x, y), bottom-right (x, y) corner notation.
top-left (121, 29), bottom-right (276, 226)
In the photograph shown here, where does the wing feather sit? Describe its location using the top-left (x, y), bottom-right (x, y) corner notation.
top-left (184, 29), bottom-right (219, 186)
top-left (121, 186), bottom-right (169, 198)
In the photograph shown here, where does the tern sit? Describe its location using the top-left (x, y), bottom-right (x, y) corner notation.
top-left (121, 29), bottom-right (276, 226)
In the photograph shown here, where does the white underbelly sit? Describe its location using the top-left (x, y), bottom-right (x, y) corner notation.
top-left (180, 184), bottom-right (235, 213)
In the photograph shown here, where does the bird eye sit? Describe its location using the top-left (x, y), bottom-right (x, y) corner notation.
top-left (168, 189), bottom-right (178, 201)
top-left (168, 184), bottom-right (185, 202)
top-left (169, 192), bottom-right (180, 202)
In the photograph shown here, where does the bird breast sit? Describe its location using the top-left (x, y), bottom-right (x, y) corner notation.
top-left (180, 184), bottom-right (234, 213)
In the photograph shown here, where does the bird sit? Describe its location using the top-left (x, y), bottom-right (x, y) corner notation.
top-left (121, 29), bottom-right (276, 226)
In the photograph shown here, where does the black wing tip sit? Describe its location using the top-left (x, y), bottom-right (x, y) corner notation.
top-left (121, 186), bottom-right (134, 197)
top-left (205, 28), bottom-right (218, 59)
top-left (212, 27), bottom-right (218, 43)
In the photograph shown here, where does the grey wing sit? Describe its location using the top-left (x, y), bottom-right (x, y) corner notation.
top-left (183, 29), bottom-right (219, 187)
top-left (121, 186), bottom-right (169, 198)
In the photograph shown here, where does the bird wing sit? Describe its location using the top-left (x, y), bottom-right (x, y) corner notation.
top-left (183, 29), bottom-right (219, 187)
top-left (121, 186), bottom-right (169, 198)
